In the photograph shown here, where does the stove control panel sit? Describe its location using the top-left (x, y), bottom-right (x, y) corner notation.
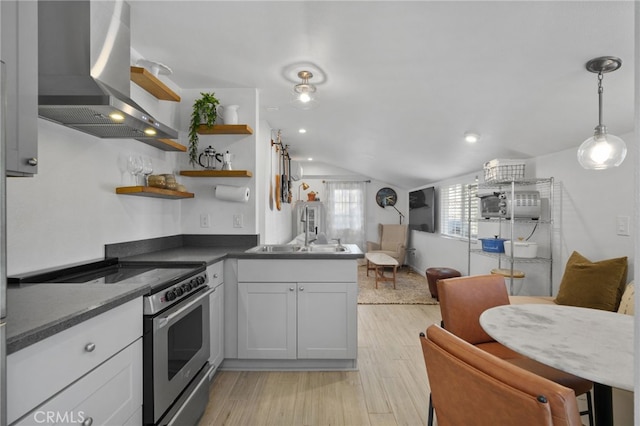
top-left (144, 272), bottom-right (208, 315)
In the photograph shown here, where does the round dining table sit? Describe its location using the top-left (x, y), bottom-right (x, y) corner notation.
top-left (480, 304), bottom-right (634, 426)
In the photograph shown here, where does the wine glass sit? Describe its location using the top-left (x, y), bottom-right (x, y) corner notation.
top-left (117, 154), bottom-right (129, 185)
top-left (127, 155), bottom-right (142, 186)
top-left (141, 157), bottom-right (153, 186)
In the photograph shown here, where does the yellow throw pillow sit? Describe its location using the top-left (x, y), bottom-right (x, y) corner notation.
top-left (555, 251), bottom-right (628, 311)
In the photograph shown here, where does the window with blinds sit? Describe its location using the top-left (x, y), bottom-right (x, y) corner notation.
top-left (440, 183), bottom-right (478, 239)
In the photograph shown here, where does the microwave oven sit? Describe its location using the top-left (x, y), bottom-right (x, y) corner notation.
top-left (479, 191), bottom-right (541, 219)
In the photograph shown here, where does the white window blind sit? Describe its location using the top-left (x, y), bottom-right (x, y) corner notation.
top-left (440, 183), bottom-right (478, 239)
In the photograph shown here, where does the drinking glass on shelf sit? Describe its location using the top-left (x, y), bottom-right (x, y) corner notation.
top-left (127, 155), bottom-right (143, 186)
top-left (141, 157), bottom-right (153, 186)
top-left (117, 154), bottom-right (129, 185)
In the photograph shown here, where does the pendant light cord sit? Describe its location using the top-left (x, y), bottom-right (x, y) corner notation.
top-left (597, 71), bottom-right (604, 126)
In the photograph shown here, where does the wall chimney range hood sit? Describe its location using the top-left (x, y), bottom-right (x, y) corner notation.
top-left (38, 0), bottom-right (178, 142)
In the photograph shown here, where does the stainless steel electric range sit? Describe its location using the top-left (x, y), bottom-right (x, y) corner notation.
top-left (9, 258), bottom-right (214, 426)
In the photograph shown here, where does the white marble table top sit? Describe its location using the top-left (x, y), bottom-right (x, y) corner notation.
top-left (480, 304), bottom-right (634, 391)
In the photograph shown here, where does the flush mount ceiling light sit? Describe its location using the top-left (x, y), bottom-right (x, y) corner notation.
top-left (291, 71), bottom-right (318, 110)
top-left (464, 132), bottom-right (480, 143)
top-left (577, 56), bottom-right (626, 170)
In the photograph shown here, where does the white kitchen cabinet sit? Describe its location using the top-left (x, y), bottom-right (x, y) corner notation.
top-left (238, 281), bottom-right (356, 360)
top-left (207, 261), bottom-right (225, 376)
top-left (238, 281), bottom-right (296, 359)
top-left (14, 339), bottom-right (142, 426)
top-left (293, 201), bottom-right (325, 237)
top-left (1, 0), bottom-right (38, 176)
top-left (7, 298), bottom-right (143, 425)
top-left (237, 259), bottom-right (357, 362)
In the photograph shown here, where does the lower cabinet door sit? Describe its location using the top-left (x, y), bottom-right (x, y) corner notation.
top-left (297, 282), bottom-right (357, 359)
top-left (15, 339), bottom-right (142, 426)
top-left (238, 282), bottom-right (297, 359)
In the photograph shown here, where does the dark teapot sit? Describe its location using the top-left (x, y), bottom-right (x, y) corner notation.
top-left (198, 146), bottom-right (223, 169)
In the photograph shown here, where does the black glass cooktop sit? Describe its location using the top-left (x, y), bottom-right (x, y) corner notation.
top-left (8, 258), bottom-right (206, 291)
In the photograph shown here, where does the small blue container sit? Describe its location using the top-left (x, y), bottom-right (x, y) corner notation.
top-left (479, 237), bottom-right (507, 253)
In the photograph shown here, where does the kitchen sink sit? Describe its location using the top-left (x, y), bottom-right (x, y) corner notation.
top-left (246, 244), bottom-right (350, 253)
top-left (301, 244), bottom-right (350, 253)
top-left (248, 244), bottom-right (303, 253)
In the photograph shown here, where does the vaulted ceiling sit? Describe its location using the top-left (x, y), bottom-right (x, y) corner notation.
top-left (130, 1), bottom-right (634, 189)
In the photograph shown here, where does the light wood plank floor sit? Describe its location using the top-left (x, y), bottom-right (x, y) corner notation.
top-left (198, 304), bottom-right (442, 426)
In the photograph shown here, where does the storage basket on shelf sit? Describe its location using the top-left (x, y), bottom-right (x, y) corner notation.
top-left (483, 158), bottom-right (525, 182)
top-left (504, 240), bottom-right (538, 258)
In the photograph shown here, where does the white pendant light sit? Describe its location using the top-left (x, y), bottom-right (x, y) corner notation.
top-left (291, 71), bottom-right (318, 110)
top-left (577, 56), bottom-right (626, 170)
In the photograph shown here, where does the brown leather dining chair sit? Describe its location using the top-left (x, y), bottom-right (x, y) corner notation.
top-left (420, 324), bottom-right (584, 426)
top-left (429, 274), bottom-right (593, 426)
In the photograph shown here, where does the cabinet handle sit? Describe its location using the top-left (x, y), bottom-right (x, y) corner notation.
top-left (299, 286), bottom-right (304, 291)
top-left (84, 343), bottom-right (96, 352)
top-left (27, 158), bottom-right (38, 166)
top-left (289, 287), bottom-right (295, 291)
top-left (82, 417), bottom-right (93, 426)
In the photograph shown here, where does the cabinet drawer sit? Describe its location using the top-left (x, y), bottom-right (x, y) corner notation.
top-left (8, 298), bottom-right (142, 424)
top-left (14, 339), bottom-right (142, 426)
top-left (208, 261), bottom-right (224, 287)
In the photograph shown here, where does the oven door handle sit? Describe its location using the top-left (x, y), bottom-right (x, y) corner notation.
top-left (157, 287), bottom-right (216, 329)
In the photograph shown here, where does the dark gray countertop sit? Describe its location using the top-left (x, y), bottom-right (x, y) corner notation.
top-left (7, 241), bottom-right (363, 355)
top-left (121, 246), bottom-right (233, 265)
top-left (6, 282), bottom-right (149, 354)
top-left (122, 244), bottom-right (364, 262)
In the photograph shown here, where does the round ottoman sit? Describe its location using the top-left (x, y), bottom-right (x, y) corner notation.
top-left (426, 267), bottom-right (462, 300)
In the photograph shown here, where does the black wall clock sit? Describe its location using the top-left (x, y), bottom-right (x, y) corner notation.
top-left (376, 187), bottom-right (397, 207)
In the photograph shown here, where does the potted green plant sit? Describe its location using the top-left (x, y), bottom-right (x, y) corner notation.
top-left (189, 92), bottom-right (220, 166)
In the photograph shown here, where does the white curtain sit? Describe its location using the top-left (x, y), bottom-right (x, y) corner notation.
top-left (324, 181), bottom-right (366, 250)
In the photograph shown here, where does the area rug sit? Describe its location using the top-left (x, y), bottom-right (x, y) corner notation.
top-left (357, 265), bottom-right (439, 305)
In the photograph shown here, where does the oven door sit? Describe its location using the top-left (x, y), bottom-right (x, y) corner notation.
top-left (150, 287), bottom-right (214, 423)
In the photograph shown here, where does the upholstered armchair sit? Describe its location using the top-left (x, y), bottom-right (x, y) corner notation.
top-left (366, 224), bottom-right (408, 265)
top-left (420, 325), bottom-right (584, 426)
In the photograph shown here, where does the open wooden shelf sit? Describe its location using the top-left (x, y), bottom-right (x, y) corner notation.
top-left (196, 124), bottom-right (254, 135)
top-left (179, 170), bottom-right (253, 178)
top-left (116, 186), bottom-right (194, 199)
top-left (130, 66), bottom-right (181, 102)
top-left (140, 138), bottom-right (187, 152)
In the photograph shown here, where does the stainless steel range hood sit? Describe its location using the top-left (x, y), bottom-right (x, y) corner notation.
top-left (38, 0), bottom-right (178, 141)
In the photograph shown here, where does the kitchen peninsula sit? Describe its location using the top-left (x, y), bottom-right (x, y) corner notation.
top-left (114, 236), bottom-right (363, 371)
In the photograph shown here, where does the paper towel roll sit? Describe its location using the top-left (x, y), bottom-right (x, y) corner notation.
top-left (215, 185), bottom-right (250, 202)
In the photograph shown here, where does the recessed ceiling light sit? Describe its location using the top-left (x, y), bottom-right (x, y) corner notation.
top-left (464, 132), bottom-right (480, 143)
top-left (299, 128), bottom-right (307, 134)
top-left (307, 157), bottom-right (313, 161)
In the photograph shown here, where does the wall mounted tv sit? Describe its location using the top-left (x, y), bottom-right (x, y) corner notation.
top-left (409, 187), bottom-right (436, 233)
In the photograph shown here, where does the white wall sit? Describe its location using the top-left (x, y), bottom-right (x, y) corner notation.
top-left (407, 131), bottom-right (636, 296)
top-left (179, 88), bottom-right (259, 235)
top-left (7, 119), bottom-right (184, 274)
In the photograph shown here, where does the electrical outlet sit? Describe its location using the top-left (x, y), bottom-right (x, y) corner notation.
top-left (200, 213), bottom-right (210, 228)
top-left (616, 215), bottom-right (630, 236)
top-left (233, 214), bottom-right (243, 228)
